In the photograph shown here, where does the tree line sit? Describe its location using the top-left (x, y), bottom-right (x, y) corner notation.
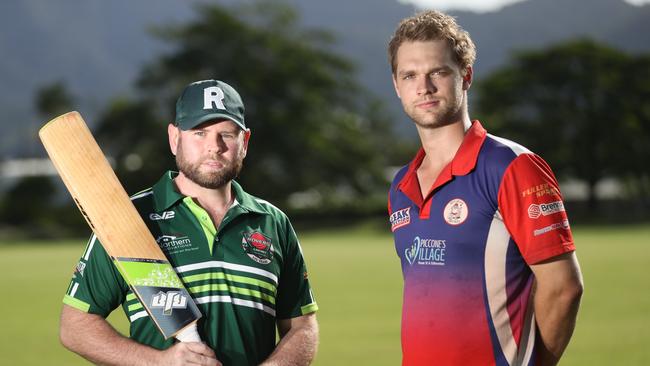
top-left (1, 2), bottom-right (648, 237)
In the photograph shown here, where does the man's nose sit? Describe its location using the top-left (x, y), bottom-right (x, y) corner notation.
top-left (206, 136), bottom-right (227, 154)
top-left (416, 75), bottom-right (436, 95)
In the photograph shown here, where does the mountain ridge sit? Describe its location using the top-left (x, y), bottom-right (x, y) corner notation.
top-left (1, 0), bottom-right (648, 157)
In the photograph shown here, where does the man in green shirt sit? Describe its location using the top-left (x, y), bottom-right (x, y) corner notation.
top-left (59, 79), bottom-right (319, 366)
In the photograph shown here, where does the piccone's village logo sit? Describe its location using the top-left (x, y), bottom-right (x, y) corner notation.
top-left (405, 236), bottom-right (447, 266)
top-left (242, 231), bottom-right (274, 264)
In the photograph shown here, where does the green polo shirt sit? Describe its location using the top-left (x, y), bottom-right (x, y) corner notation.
top-left (63, 171), bottom-right (318, 366)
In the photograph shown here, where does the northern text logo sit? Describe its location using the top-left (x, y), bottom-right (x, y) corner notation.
top-left (156, 235), bottom-right (196, 255)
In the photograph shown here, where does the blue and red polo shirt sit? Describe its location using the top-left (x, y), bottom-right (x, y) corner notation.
top-left (388, 121), bottom-right (575, 366)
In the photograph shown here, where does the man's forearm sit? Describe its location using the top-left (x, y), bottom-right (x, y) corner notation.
top-left (60, 305), bottom-right (162, 366)
top-left (532, 253), bottom-right (584, 366)
top-left (260, 315), bottom-right (319, 366)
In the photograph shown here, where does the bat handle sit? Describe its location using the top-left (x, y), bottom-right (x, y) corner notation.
top-left (175, 322), bottom-right (201, 343)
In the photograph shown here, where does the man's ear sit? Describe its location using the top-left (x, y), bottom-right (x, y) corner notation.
top-left (462, 66), bottom-right (473, 90)
top-left (242, 130), bottom-right (251, 158)
top-left (168, 123), bottom-right (180, 155)
top-left (392, 75), bottom-right (402, 99)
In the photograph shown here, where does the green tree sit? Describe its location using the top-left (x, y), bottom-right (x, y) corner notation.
top-left (6, 81), bottom-right (97, 237)
top-left (0, 82), bottom-right (79, 236)
top-left (95, 1), bottom-right (397, 212)
top-left (615, 55), bottom-right (650, 207)
top-left (0, 176), bottom-right (55, 227)
top-left (0, 174), bottom-right (69, 238)
top-left (475, 39), bottom-right (650, 211)
top-left (95, 98), bottom-right (174, 194)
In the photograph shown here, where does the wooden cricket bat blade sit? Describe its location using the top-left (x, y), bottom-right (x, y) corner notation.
top-left (39, 111), bottom-right (201, 341)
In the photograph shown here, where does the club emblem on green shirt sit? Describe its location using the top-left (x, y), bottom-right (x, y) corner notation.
top-left (242, 231), bottom-right (274, 264)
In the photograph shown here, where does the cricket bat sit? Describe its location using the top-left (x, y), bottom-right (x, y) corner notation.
top-left (39, 111), bottom-right (202, 342)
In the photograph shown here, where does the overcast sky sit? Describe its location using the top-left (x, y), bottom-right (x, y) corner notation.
top-left (399, 0), bottom-right (650, 12)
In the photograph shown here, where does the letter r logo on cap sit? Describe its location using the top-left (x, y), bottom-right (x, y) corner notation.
top-left (204, 86), bottom-right (226, 110)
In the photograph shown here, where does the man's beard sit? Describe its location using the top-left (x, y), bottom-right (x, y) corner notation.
top-left (406, 90), bottom-right (465, 129)
top-left (175, 142), bottom-right (244, 189)
top-left (409, 106), bottom-right (458, 129)
top-left (409, 104), bottom-right (461, 129)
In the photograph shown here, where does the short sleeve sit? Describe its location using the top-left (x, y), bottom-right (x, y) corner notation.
top-left (62, 234), bottom-right (128, 317)
top-left (498, 153), bottom-right (575, 264)
top-left (274, 219), bottom-right (318, 319)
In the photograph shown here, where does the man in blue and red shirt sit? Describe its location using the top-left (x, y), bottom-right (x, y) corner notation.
top-left (387, 10), bottom-right (584, 366)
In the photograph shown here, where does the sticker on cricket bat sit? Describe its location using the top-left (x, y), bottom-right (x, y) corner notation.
top-left (114, 257), bottom-right (202, 339)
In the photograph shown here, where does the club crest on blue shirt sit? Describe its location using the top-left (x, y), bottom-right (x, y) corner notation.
top-left (443, 198), bottom-right (469, 226)
top-left (242, 231), bottom-right (274, 264)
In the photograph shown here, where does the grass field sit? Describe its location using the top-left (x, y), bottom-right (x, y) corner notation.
top-left (0, 223), bottom-right (648, 365)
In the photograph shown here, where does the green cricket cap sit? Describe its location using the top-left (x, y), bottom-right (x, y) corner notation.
top-left (175, 79), bottom-right (247, 131)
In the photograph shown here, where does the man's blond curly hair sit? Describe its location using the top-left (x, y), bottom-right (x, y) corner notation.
top-left (388, 10), bottom-right (476, 74)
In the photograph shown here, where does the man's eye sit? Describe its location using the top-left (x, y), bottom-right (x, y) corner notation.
top-left (431, 70), bottom-right (448, 78)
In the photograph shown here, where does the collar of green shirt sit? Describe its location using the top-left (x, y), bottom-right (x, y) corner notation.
top-left (151, 171), bottom-right (269, 216)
